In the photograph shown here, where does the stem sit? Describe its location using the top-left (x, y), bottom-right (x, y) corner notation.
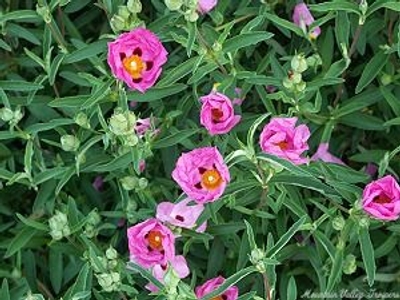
top-left (333, 25), bottom-right (363, 107)
top-left (262, 272), bottom-right (271, 300)
top-left (37, 279), bottom-right (55, 300)
top-left (215, 14), bottom-right (256, 31)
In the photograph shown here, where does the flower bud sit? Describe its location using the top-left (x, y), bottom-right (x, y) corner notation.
top-left (380, 73), bottom-right (392, 86)
top-left (106, 247), bottom-right (118, 260)
top-left (291, 54), bottom-right (308, 73)
top-left (332, 216), bottom-right (345, 231)
top-left (137, 177), bottom-right (148, 190)
top-left (282, 77), bottom-right (294, 89)
top-left (343, 254), bottom-right (357, 275)
top-left (61, 135), bottom-right (80, 152)
top-left (295, 81), bottom-right (306, 92)
top-left (250, 248), bottom-right (265, 264)
top-left (110, 15), bottom-right (126, 32)
top-left (109, 110), bottom-right (136, 136)
top-left (75, 112), bottom-right (90, 129)
top-left (124, 134), bottom-right (139, 147)
top-left (0, 107), bottom-right (14, 122)
top-left (49, 211), bottom-right (70, 241)
top-left (120, 176), bottom-right (138, 190)
top-left (184, 10), bottom-right (199, 22)
top-left (127, 0), bottom-right (142, 13)
top-left (291, 72), bottom-right (302, 84)
top-left (359, 217), bottom-right (370, 228)
top-left (164, 0), bottom-right (183, 11)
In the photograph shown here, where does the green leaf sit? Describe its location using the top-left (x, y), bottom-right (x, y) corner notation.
top-left (127, 84), bottom-right (187, 102)
top-left (0, 81), bottom-right (43, 92)
top-left (0, 279), bottom-right (10, 300)
top-left (359, 227), bottom-right (376, 286)
top-left (49, 248), bottom-right (63, 294)
top-left (310, 2), bottom-right (360, 15)
top-left (25, 118), bottom-right (75, 134)
top-left (153, 128), bottom-right (199, 149)
top-left (49, 95), bottom-right (90, 108)
top-left (5, 227), bottom-right (37, 258)
top-left (266, 216), bottom-right (307, 258)
top-left (380, 86), bottom-right (400, 117)
top-left (325, 247), bottom-right (343, 292)
top-left (127, 262), bottom-right (164, 290)
top-left (0, 10), bottom-right (40, 23)
top-left (367, 0), bottom-right (400, 16)
top-left (287, 277), bottom-right (297, 300)
top-left (81, 79), bottom-right (112, 109)
top-left (244, 220), bottom-right (257, 249)
top-left (49, 53), bottom-right (66, 85)
top-left (200, 267), bottom-right (257, 300)
top-left (334, 89), bottom-right (382, 118)
top-left (265, 13), bottom-right (303, 37)
top-left (63, 39), bottom-right (108, 64)
top-left (223, 31), bottom-right (274, 53)
top-left (16, 213), bottom-right (48, 231)
top-left (158, 57), bottom-right (201, 87)
top-left (355, 51), bottom-right (388, 94)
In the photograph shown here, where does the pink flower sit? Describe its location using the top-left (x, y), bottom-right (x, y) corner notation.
top-left (200, 92), bottom-right (241, 135)
top-left (197, 0), bottom-right (218, 14)
top-left (292, 3), bottom-right (321, 39)
top-left (135, 118), bottom-right (151, 137)
top-left (195, 276), bottom-right (239, 300)
top-left (127, 218), bottom-right (175, 268)
top-left (259, 117), bottom-right (310, 165)
top-left (311, 143), bottom-right (345, 165)
top-left (172, 147), bottom-right (230, 204)
top-left (156, 198), bottom-right (206, 230)
top-left (146, 255), bottom-right (190, 292)
top-left (362, 175), bottom-right (400, 221)
top-left (92, 176), bottom-right (104, 191)
top-left (107, 28), bottom-right (168, 93)
top-left (139, 160), bottom-right (146, 173)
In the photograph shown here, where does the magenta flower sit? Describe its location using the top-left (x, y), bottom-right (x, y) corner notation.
top-left (197, 0), bottom-right (218, 14)
top-left (365, 163), bottom-right (378, 178)
top-left (146, 255), bottom-right (190, 292)
top-left (259, 117), bottom-right (310, 165)
top-left (172, 147), bottom-right (230, 204)
top-left (200, 92), bottom-right (241, 135)
top-left (135, 118), bottom-right (152, 137)
top-left (156, 198), bottom-right (205, 230)
top-left (362, 175), bottom-right (400, 221)
top-left (195, 276), bottom-right (239, 300)
top-left (107, 28), bottom-right (168, 93)
top-left (292, 3), bottom-right (321, 39)
top-left (311, 143), bottom-right (345, 165)
top-left (139, 160), bottom-right (146, 173)
top-left (127, 218), bottom-right (175, 268)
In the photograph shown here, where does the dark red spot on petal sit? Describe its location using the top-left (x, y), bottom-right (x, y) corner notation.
top-left (133, 47), bottom-right (142, 56)
top-left (120, 53), bottom-right (126, 61)
top-left (222, 295), bottom-right (227, 300)
top-left (146, 61), bottom-right (154, 71)
top-left (161, 264), bottom-right (167, 270)
top-left (160, 250), bottom-right (165, 255)
top-left (147, 246), bottom-right (153, 252)
top-left (132, 77), bottom-right (143, 83)
top-left (175, 215), bottom-right (185, 222)
top-left (194, 182), bottom-right (202, 189)
top-left (198, 167), bottom-right (207, 174)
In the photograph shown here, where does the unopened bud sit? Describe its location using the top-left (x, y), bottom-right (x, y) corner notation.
top-left (0, 107), bottom-right (14, 122)
top-left (343, 254), bottom-right (357, 275)
top-left (291, 54), bottom-right (308, 73)
top-left (75, 112), bottom-right (90, 129)
top-left (106, 247), bottom-right (118, 260)
top-left (164, 0), bottom-right (183, 11)
top-left (120, 176), bottom-right (138, 190)
top-left (127, 0), bottom-right (142, 13)
top-left (61, 135), bottom-right (80, 152)
top-left (109, 110), bottom-right (136, 136)
top-left (332, 216), bottom-right (345, 231)
top-left (185, 10), bottom-right (199, 22)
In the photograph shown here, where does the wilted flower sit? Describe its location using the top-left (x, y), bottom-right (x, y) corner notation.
top-left (200, 92), bottom-right (241, 135)
top-left (107, 28), bottom-right (168, 92)
top-left (259, 117), bottom-right (310, 165)
top-left (60, 135), bottom-right (80, 152)
top-left (49, 211), bottom-right (71, 241)
top-left (362, 175), bottom-right (400, 221)
top-left (156, 198), bottom-right (205, 230)
top-left (292, 3), bottom-right (321, 39)
top-left (311, 143), bottom-right (345, 165)
top-left (109, 110), bottom-right (136, 136)
top-left (146, 255), bottom-right (190, 292)
top-left (195, 276), bottom-right (239, 300)
top-left (172, 147), bottom-right (230, 204)
top-left (127, 218), bottom-right (175, 267)
top-left (197, 0), bottom-right (218, 14)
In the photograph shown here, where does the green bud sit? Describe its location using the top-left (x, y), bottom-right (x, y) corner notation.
top-left (87, 210), bottom-right (101, 226)
top-left (295, 81), bottom-right (306, 92)
top-left (184, 10), bottom-right (199, 22)
top-left (36, 4), bottom-right (51, 23)
top-left (74, 112), bottom-right (90, 129)
top-left (110, 15), bottom-right (126, 32)
top-left (137, 177), bottom-right (148, 189)
top-left (380, 73), bottom-right (392, 86)
top-left (212, 41), bottom-right (222, 52)
top-left (120, 176), bottom-right (138, 190)
top-left (109, 110), bottom-right (136, 136)
top-left (343, 254), bottom-right (357, 275)
top-left (127, 0), bottom-right (142, 13)
top-left (0, 107), bottom-right (14, 122)
top-left (291, 72), bottom-right (302, 84)
top-left (250, 248), bottom-right (265, 264)
top-left (106, 247), bottom-right (118, 260)
top-left (96, 273), bottom-right (114, 292)
top-left (332, 216), bottom-right (345, 231)
top-left (49, 211), bottom-right (70, 240)
top-left (124, 134), bottom-right (139, 147)
top-left (291, 54), bottom-right (308, 73)
top-left (359, 217), bottom-right (370, 228)
top-left (164, 0), bottom-right (183, 11)
top-left (61, 135), bottom-right (80, 152)
top-left (282, 77), bottom-right (293, 89)
top-left (117, 5), bottom-right (131, 19)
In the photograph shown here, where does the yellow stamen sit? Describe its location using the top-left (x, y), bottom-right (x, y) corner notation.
top-left (123, 54), bottom-right (145, 79)
top-left (201, 169), bottom-right (223, 190)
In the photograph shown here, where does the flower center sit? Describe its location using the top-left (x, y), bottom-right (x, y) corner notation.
top-left (147, 230), bottom-right (163, 251)
top-left (211, 108), bottom-right (224, 122)
top-left (123, 54), bottom-right (145, 79)
top-left (211, 297), bottom-right (223, 300)
top-left (374, 194), bottom-right (392, 204)
top-left (201, 169), bottom-right (223, 190)
top-left (276, 141), bottom-right (289, 150)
